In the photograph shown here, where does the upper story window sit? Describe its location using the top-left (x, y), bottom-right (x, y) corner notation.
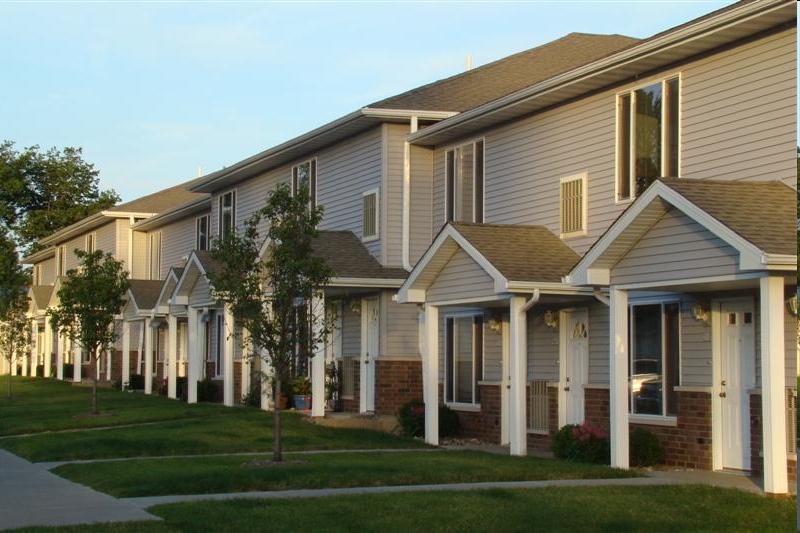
top-left (617, 76), bottom-right (680, 201)
top-left (362, 188), bottom-right (379, 242)
top-left (218, 190), bottom-right (236, 240)
top-left (57, 245), bottom-right (66, 277)
top-left (85, 233), bottom-right (96, 253)
top-left (148, 232), bottom-right (162, 280)
top-left (196, 215), bottom-right (209, 251)
top-left (292, 159), bottom-right (317, 210)
top-left (446, 140), bottom-right (484, 223)
top-left (33, 264), bottom-right (42, 285)
top-left (629, 301), bottom-right (680, 418)
top-left (560, 172), bottom-right (588, 238)
top-left (445, 314), bottom-right (484, 406)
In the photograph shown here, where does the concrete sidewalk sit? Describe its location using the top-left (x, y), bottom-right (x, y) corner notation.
top-left (0, 449), bottom-right (158, 531)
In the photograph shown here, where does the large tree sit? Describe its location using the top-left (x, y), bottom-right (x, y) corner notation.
top-left (49, 249), bottom-right (129, 414)
top-left (0, 141), bottom-right (119, 255)
top-left (208, 183), bottom-right (331, 462)
top-left (0, 232), bottom-right (30, 398)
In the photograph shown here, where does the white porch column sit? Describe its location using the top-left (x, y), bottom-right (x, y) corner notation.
top-left (144, 318), bottom-right (153, 394)
top-left (10, 351), bottom-right (17, 376)
top-left (509, 295), bottom-right (528, 456)
top-left (25, 322), bottom-right (35, 376)
top-left (609, 287), bottom-right (629, 468)
top-left (311, 295), bottom-right (326, 417)
top-left (241, 328), bottom-right (252, 406)
top-left (136, 321), bottom-right (145, 375)
top-left (223, 305), bottom-right (234, 406)
top-left (423, 303), bottom-right (439, 445)
top-left (56, 331), bottom-right (64, 380)
top-left (43, 317), bottom-right (52, 378)
top-left (759, 275), bottom-right (788, 495)
top-left (187, 307), bottom-right (199, 403)
top-left (260, 352), bottom-right (272, 411)
top-left (121, 321), bottom-right (130, 389)
top-left (167, 315), bottom-right (178, 399)
top-left (72, 338), bottom-right (82, 383)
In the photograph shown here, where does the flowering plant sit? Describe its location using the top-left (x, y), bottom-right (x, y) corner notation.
top-left (553, 422), bottom-right (610, 464)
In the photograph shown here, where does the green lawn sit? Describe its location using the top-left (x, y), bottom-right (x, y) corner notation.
top-left (53, 450), bottom-right (635, 497)
top-left (16, 486), bottom-right (796, 532)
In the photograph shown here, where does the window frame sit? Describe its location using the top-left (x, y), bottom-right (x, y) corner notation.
top-left (57, 245), bottom-right (67, 277)
top-left (84, 233), bottom-right (96, 253)
top-left (361, 187), bottom-right (380, 242)
top-left (445, 138), bottom-right (485, 224)
top-left (148, 231), bottom-right (162, 281)
top-left (615, 73), bottom-right (681, 203)
top-left (444, 312), bottom-right (484, 408)
top-left (559, 171), bottom-right (588, 238)
top-left (292, 158), bottom-right (317, 210)
top-left (628, 299), bottom-right (681, 422)
top-left (218, 190), bottom-right (236, 241)
top-left (196, 214), bottom-right (210, 251)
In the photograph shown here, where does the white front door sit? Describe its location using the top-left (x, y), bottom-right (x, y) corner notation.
top-left (718, 300), bottom-right (754, 471)
top-left (360, 298), bottom-right (379, 412)
top-left (560, 309), bottom-right (588, 427)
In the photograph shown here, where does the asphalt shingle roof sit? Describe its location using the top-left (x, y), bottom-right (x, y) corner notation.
top-left (661, 178), bottom-right (796, 257)
top-left (127, 280), bottom-right (165, 311)
top-left (109, 177), bottom-right (207, 214)
top-left (312, 231), bottom-right (408, 281)
top-left (450, 223), bottom-right (581, 283)
top-left (370, 33), bottom-right (639, 113)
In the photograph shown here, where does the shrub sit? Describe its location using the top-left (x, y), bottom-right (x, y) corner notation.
top-left (242, 382), bottom-right (262, 407)
top-left (398, 400), bottom-right (461, 438)
top-left (552, 422), bottom-right (610, 464)
top-left (111, 379), bottom-right (123, 391)
top-left (630, 427), bottom-right (665, 467)
top-left (197, 377), bottom-right (219, 403)
top-left (63, 363), bottom-right (74, 380)
top-left (176, 377), bottom-right (188, 401)
top-left (127, 374), bottom-right (145, 390)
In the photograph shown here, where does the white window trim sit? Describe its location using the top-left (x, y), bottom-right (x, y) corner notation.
top-left (614, 72), bottom-right (682, 204)
top-left (196, 214), bottom-right (210, 251)
top-left (443, 311), bottom-right (484, 407)
top-left (291, 158), bottom-right (317, 208)
top-left (57, 245), bottom-right (67, 277)
top-left (361, 187), bottom-right (380, 243)
top-left (84, 232), bottom-right (96, 253)
top-left (148, 231), bottom-right (162, 281)
top-left (218, 189), bottom-right (237, 240)
top-left (559, 171), bottom-right (588, 239)
top-left (444, 138), bottom-right (485, 224)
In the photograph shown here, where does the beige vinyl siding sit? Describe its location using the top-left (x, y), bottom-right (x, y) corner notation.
top-left (317, 127), bottom-right (383, 260)
top-left (409, 145), bottom-right (434, 265)
top-left (131, 231), bottom-right (148, 279)
top-left (38, 257), bottom-right (56, 285)
top-left (95, 222), bottom-right (116, 255)
top-left (483, 318), bottom-right (502, 382)
top-left (382, 291), bottom-right (419, 357)
top-left (115, 220), bottom-right (131, 269)
top-left (426, 249), bottom-right (496, 303)
top-left (383, 123), bottom-right (407, 267)
top-left (341, 300), bottom-right (361, 356)
top-left (681, 29), bottom-right (796, 187)
top-left (587, 301), bottom-right (610, 384)
top-left (159, 216), bottom-right (197, 277)
top-left (610, 208), bottom-right (739, 286)
top-left (62, 234), bottom-right (85, 271)
top-left (188, 276), bottom-right (212, 306)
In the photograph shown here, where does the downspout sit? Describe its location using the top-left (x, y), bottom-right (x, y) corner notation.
top-left (521, 288), bottom-right (541, 314)
top-left (402, 116), bottom-right (419, 271)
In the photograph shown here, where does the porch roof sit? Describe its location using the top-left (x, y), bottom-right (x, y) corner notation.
top-left (398, 223), bottom-right (583, 303)
top-left (126, 280), bottom-right (165, 314)
top-left (569, 178), bottom-right (797, 286)
top-left (312, 231), bottom-right (408, 287)
top-left (29, 285), bottom-right (54, 312)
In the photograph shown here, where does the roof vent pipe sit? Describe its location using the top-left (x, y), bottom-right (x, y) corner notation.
top-left (466, 53), bottom-right (472, 71)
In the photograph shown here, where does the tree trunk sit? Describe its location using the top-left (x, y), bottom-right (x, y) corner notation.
top-left (6, 366), bottom-right (11, 400)
top-left (91, 349), bottom-right (98, 415)
top-left (273, 376), bottom-right (282, 462)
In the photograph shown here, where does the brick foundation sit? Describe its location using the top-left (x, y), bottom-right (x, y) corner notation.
top-left (374, 360), bottom-right (422, 416)
top-left (234, 361), bottom-right (242, 404)
top-left (445, 384), bottom-right (502, 444)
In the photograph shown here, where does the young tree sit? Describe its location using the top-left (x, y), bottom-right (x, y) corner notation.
top-left (208, 183), bottom-right (331, 462)
top-left (49, 250), bottom-right (129, 414)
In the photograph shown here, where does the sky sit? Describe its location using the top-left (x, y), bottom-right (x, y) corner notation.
top-left (1, 0), bottom-right (737, 203)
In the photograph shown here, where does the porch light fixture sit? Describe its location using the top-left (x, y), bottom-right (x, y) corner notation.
top-left (787, 295), bottom-right (798, 317)
top-left (350, 300), bottom-right (361, 314)
top-left (488, 318), bottom-right (502, 334)
top-left (690, 303), bottom-right (709, 324)
top-left (543, 310), bottom-right (558, 330)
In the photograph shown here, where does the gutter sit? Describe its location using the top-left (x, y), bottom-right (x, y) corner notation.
top-left (132, 196), bottom-right (211, 231)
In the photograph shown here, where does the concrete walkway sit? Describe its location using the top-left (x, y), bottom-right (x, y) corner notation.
top-left (0, 449), bottom-right (159, 531)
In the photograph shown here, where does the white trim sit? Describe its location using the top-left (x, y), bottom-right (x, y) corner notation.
top-left (584, 383), bottom-right (610, 390)
top-left (629, 414), bottom-right (678, 427)
top-left (445, 402), bottom-right (482, 412)
top-left (327, 277), bottom-right (404, 288)
top-left (361, 187), bottom-right (380, 243)
top-left (559, 171), bottom-right (589, 238)
top-left (424, 294), bottom-right (512, 307)
top-left (612, 272), bottom-right (766, 291)
top-left (291, 158), bottom-right (317, 208)
top-left (673, 386), bottom-right (713, 393)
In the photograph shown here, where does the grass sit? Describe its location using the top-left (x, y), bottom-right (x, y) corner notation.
top-left (52, 450), bottom-right (635, 497)
top-left (15, 486), bottom-right (796, 532)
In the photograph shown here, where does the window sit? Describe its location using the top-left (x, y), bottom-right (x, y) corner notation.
top-left (617, 77), bottom-right (680, 201)
top-left (629, 302), bottom-right (680, 417)
top-left (218, 190), bottom-right (236, 240)
top-left (196, 215), bottom-right (209, 251)
top-left (560, 172), bottom-right (588, 237)
top-left (33, 264), bottom-right (42, 285)
top-left (292, 159), bottom-right (317, 209)
top-left (446, 139), bottom-right (484, 223)
top-left (57, 245), bottom-right (66, 277)
top-left (85, 233), bottom-right (96, 253)
top-left (148, 232), bottom-right (161, 280)
top-left (445, 314), bottom-right (483, 405)
top-left (362, 188), bottom-right (379, 241)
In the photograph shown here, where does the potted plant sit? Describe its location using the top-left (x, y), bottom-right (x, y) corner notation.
top-left (291, 374), bottom-right (312, 410)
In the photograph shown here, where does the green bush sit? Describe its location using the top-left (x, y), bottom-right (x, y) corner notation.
top-left (111, 379), bottom-right (123, 391)
top-left (176, 377), bottom-right (188, 401)
top-left (242, 382), bottom-right (262, 407)
top-left (63, 363), bottom-right (74, 379)
top-left (630, 427), bottom-right (665, 467)
top-left (127, 374), bottom-right (145, 390)
top-left (552, 423), bottom-right (610, 464)
top-left (197, 377), bottom-right (219, 403)
top-left (398, 400), bottom-right (461, 438)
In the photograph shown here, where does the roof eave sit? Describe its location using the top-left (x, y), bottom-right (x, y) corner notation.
top-left (132, 196), bottom-right (211, 231)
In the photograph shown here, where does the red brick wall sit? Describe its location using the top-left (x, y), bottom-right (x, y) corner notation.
top-left (749, 393), bottom-right (797, 483)
top-left (111, 351), bottom-right (122, 382)
top-left (447, 384), bottom-right (502, 444)
top-left (374, 360), bottom-right (422, 416)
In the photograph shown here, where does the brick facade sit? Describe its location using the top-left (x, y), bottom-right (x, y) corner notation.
top-left (374, 360), bottom-right (422, 416)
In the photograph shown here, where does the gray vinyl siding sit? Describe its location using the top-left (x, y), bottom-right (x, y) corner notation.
top-left (131, 231), bottom-right (148, 280)
top-left (317, 126), bottom-right (383, 261)
top-left (188, 276), bottom-right (212, 306)
top-left (610, 208), bottom-right (739, 286)
top-left (426, 248), bottom-right (495, 303)
top-left (382, 291), bottom-right (419, 357)
top-left (384, 123), bottom-right (408, 267)
top-left (342, 299), bottom-right (361, 356)
top-left (159, 216), bottom-right (197, 277)
top-left (409, 145), bottom-right (434, 265)
top-left (95, 222), bottom-right (116, 255)
top-left (680, 298), bottom-right (712, 387)
top-left (587, 301), bottom-right (610, 384)
top-left (483, 318), bottom-right (502, 382)
top-left (38, 257), bottom-right (56, 285)
top-left (528, 310), bottom-right (558, 382)
top-left (681, 29), bottom-right (796, 187)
